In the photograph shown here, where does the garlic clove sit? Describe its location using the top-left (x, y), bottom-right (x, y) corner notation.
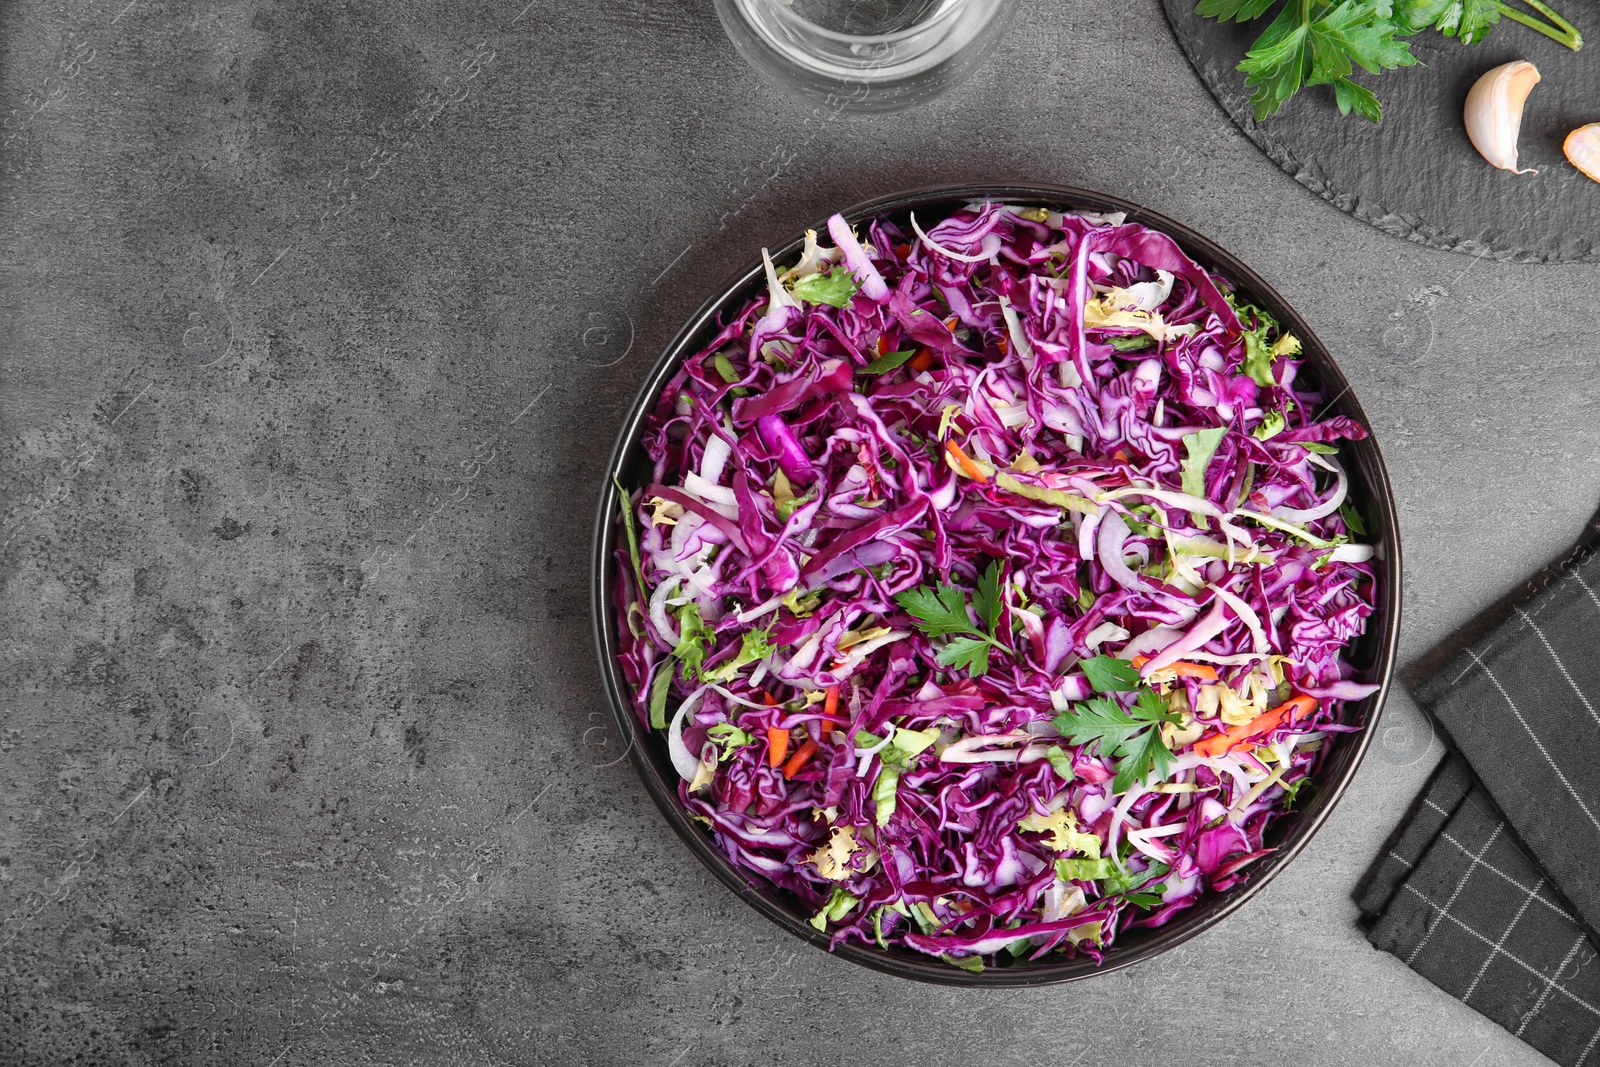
top-left (1464, 61), bottom-right (1541, 174)
top-left (1564, 124), bottom-right (1600, 183)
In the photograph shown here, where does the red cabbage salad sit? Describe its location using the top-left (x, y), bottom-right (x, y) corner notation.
top-left (611, 201), bottom-right (1379, 971)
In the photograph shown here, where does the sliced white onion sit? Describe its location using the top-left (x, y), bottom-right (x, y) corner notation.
top-left (648, 577), bottom-right (682, 645)
top-left (700, 434), bottom-right (733, 487)
top-left (681, 473), bottom-right (739, 519)
top-left (939, 731), bottom-right (1029, 763)
top-left (1327, 543), bottom-right (1375, 564)
top-left (667, 686), bottom-right (709, 780)
top-left (1077, 505), bottom-right (1104, 564)
top-left (1117, 625), bottom-right (1183, 662)
top-left (734, 594), bottom-right (786, 624)
top-left (760, 248), bottom-right (799, 324)
top-left (999, 295), bottom-right (1036, 365)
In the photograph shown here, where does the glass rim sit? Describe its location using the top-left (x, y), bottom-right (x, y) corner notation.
top-left (746, 0), bottom-right (993, 47)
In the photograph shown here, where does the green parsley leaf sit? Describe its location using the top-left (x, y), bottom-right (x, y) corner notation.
top-left (791, 268), bottom-right (860, 309)
top-left (1110, 334), bottom-right (1154, 352)
top-left (973, 560), bottom-right (1005, 636)
top-left (1079, 655), bottom-right (1142, 693)
top-left (1333, 75), bottom-right (1383, 122)
top-left (1339, 499), bottom-right (1368, 536)
top-left (862, 348), bottom-right (917, 374)
top-left (895, 566), bottom-right (1013, 678)
top-left (1233, 0), bottom-right (1420, 124)
top-left (1122, 890), bottom-right (1167, 909)
top-left (1390, 0), bottom-right (1457, 34)
top-left (1053, 691), bottom-right (1183, 793)
top-left (895, 582), bottom-right (977, 637)
top-left (1196, 0), bottom-right (1280, 19)
top-left (1113, 724), bottom-right (1178, 794)
top-left (1103, 861), bottom-right (1171, 896)
top-left (1433, 0), bottom-right (1500, 43)
top-left (935, 635), bottom-right (992, 677)
top-left (1053, 695), bottom-right (1158, 745)
top-left (1180, 427), bottom-right (1228, 500)
top-left (1282, 775), bottom-right (1314, 807)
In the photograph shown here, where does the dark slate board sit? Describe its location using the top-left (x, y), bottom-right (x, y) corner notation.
top-left (1163, 1), bottom-right (1600, 262)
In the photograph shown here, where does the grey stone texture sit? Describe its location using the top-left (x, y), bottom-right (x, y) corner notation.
top-left (2, 0), bottom-right (1596, 1064)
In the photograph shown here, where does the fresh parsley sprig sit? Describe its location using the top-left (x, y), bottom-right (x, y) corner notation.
top-left (894, 561), bottom-right (1013, 677)
top-left (1053, 655), bottom-right (1185, 793)
top-left (1198, 0), bottom-right (1582, 124)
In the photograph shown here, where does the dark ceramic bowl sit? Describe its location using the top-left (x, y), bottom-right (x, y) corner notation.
top-left (590, 183), bottom-right (1402, 986)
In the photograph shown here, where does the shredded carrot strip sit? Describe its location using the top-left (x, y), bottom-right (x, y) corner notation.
top-left (1192, 694), bottom-right (1316, 758)
top-left (781, 738), bottom-right (820, 778)
top-left (767, 727), bottom-right (791, 768)
top-left (946, 441), bottom-right (990, 483)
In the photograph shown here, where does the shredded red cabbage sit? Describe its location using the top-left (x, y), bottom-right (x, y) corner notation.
top-left (612, 201), bottom-right (1378, 970)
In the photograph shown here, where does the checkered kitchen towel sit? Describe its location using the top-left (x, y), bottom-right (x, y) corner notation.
top-left (1361, 511), bottom-right (1600, 1066)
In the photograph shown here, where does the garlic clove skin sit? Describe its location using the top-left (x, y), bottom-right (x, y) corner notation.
top-left (1564, 124), bottom-right (1600, 183)
top-left (1464, 61), bottom-right (1541, 175)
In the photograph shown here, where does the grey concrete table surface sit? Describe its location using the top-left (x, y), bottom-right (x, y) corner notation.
top-left (2, 0), bottom-right (1596, 1064)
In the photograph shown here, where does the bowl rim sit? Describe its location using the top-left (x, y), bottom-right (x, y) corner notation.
top-left (589, 181), bottom-right (1403, 986)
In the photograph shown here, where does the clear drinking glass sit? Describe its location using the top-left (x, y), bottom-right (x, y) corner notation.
top-left (712, 0), bottom-right (1018, 113)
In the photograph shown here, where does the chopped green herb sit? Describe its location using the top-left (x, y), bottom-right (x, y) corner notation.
top-left (613, 477), bottom-right (647, 598)
top-left (791, 268), bottom-right (860, 308)
top-left (701, 621), bottom-right (778, 682)
top-left (1079, 654), bottom-right (1142, 693)
top-left (1110, 334), bottom-right (1154, 352)
top-left (647, 659), bottom-right (676, 730)
top-left (894, 561), bottom-right (1013, 677)
top-left (672, 602), bottom-right (712, 681)
top-left (1340, 499), bottom-right (1368, 536)
top-left (706, 722), bottom-right (755, 753)
top-left (862, 348), bottom-right (917, 374)
top-left (1053, 690), bottom-right (1184, 793)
